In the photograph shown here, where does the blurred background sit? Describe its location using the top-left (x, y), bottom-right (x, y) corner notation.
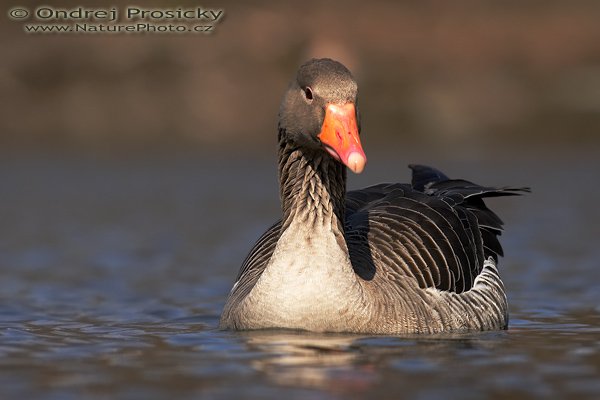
top-left (2, 0), bottom-right (599, 156)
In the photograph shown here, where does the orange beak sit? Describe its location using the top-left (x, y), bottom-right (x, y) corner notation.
top-left (317, 103), bottom-right (367, 174)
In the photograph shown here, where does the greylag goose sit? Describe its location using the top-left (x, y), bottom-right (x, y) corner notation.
top-left (220, 58), bottom-right (528, 334)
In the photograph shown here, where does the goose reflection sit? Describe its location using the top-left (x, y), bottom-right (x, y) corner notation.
top-left (238, 331), bottom-right (377, 393)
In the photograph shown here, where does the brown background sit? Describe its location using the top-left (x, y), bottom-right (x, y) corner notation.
top-left (2, 0), bottom-right (600, 156)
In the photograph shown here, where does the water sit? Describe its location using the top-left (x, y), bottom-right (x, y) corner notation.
top-left (1, 147), bottom-right (599, 399)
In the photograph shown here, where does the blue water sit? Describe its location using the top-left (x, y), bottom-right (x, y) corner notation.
top-left (0, 147), bottom-right (599, 399)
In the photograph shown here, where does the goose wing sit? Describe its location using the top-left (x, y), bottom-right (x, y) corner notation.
top-left (227, 221), bottom-right (281, 301)
top-left (345, 165), bottom-right (529, 293)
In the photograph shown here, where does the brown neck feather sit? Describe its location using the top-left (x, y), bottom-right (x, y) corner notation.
top-left (277, 131), bottom-right (347, 235)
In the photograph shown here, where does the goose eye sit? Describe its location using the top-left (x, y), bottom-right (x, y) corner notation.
top-left (303, 86), bottom-right (313, 101)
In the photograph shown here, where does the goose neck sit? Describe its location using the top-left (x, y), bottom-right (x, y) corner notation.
top-left (277, 135), bottom-right (347, 233)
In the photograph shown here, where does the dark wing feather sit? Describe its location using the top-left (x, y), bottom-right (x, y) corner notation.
top-left (409, 164), bottom-right (450, 191)
top-left (346, 165), bottom-right (529, 294)
top-left (229, 221), bottom-right (281, 301)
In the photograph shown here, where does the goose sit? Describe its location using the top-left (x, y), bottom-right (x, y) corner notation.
top-left (220, 58), bottom-right (528, 334)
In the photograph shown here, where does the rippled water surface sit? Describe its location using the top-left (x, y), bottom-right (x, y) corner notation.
top-left (1, 149), bottom-right (599, 399)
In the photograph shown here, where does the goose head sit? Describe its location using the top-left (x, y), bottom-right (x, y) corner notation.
top-left (278, 58), bottom-right (367, 174)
